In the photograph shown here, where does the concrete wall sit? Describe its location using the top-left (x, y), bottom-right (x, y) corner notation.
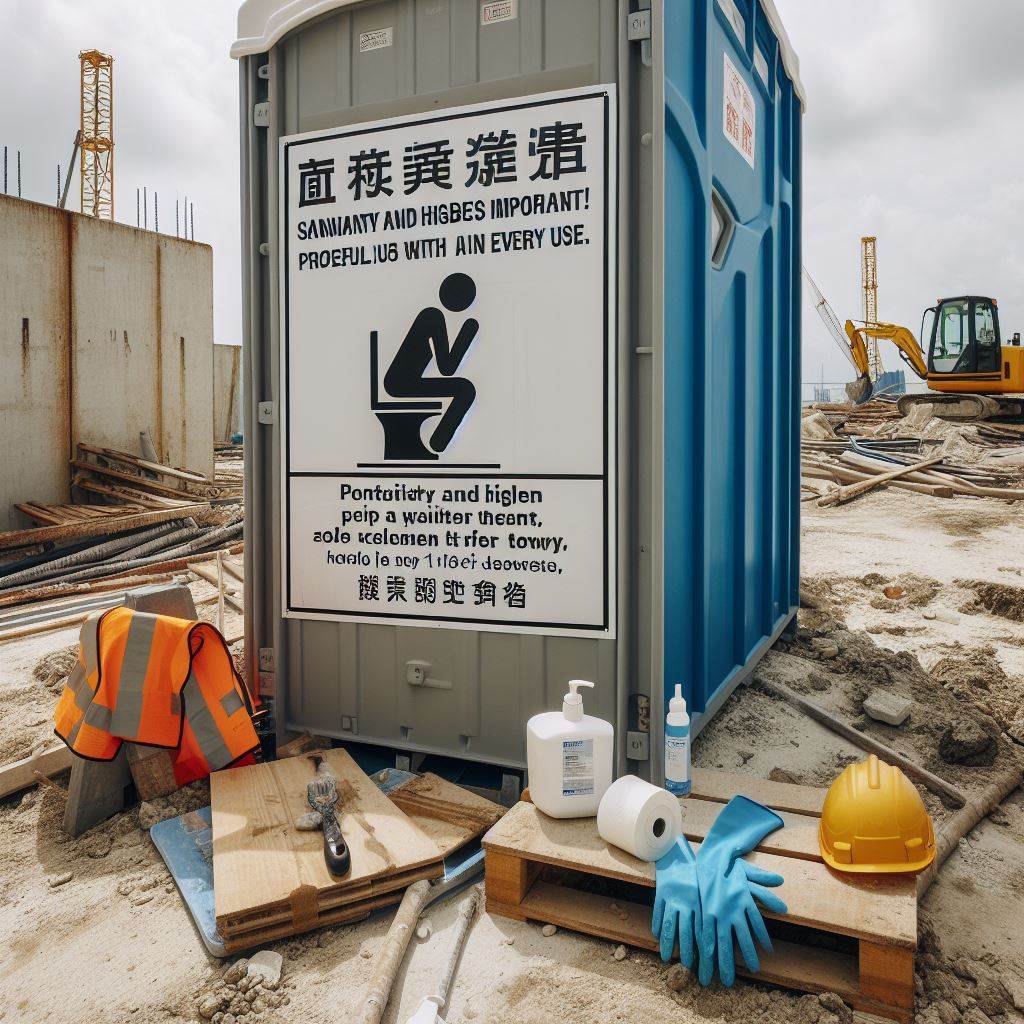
top-left (0, 195), bottom-right (214, 530)
top-left (213, 343), bottom-right (242, 443)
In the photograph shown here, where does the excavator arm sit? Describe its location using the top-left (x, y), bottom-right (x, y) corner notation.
top-left (842, 320), bottom-right (929, 403)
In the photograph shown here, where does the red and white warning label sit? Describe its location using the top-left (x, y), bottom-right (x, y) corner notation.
top-left (723, 52), bottom-right (756, 168)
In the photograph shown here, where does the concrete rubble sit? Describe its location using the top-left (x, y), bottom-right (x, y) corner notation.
top-left (863, 687), bottom-right (913, 726)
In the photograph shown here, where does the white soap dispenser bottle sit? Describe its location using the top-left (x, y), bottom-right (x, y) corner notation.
top-left (526, 679), bottom-right (614, 818)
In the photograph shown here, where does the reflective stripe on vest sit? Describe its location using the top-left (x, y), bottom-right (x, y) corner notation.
top-left (109, 612), bottom-right (159, 738)
top-left (182, 671), bottom-right (233, 771)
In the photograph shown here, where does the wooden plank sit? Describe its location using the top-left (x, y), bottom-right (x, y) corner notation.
top-left (211, 748), bottom-right (443, 926)
top-left (188, 563), bottom-right (244, 613)
top-left (0, 745), bottom-right (73, 799)
top-left (221, 863), bottom-right (441, 937)
top-left (74, 477), bottom-right (194, 509)
top-left (221, 888), bottom-right (406, 954)
top-left (485, 851), bottom-right (539, 909)
top-left (71, 458), bottom-right (203, 501)
top-left (859, 942), bottom-right (915, 1011)
top-left (220, 558), bottom-right (244, 583)
top-left (77, 443), bottom-right (213, 485)
top-left (73, 473), bottom-right (197, 508)
top-left (0, 504), bottom-right (209, 552)
top-left (483, 801), bottom-right (916, 948)
top-left (388, 772), bottom-right (503, 849)
top-left (679, 800), bottom-right (821, 861)
top-left (690, 768), bottom-right (828, 817)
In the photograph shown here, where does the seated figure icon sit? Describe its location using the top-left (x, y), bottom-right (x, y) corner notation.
top-left (370, 272), bottom-right (480, 461)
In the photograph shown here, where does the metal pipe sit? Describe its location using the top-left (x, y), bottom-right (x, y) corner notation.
top-left (0, 520), bottom-right (193, 590)
top-left (61, 522), bottom-right (243, 584)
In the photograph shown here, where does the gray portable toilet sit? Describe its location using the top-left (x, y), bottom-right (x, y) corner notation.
top-left (233, 0), bottom-right (804, 784)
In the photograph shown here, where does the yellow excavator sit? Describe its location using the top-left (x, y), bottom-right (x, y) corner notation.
top-left (844, 296), bottom-right (1024, 420)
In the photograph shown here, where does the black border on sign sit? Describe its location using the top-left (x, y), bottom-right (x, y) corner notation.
top-left (283, 89), bottom-right (613, 633)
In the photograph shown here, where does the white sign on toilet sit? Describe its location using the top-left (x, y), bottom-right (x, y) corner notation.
top-left (280, 85), bottom-right (616, 636)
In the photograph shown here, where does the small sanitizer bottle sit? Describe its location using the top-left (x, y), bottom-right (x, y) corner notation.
top-left (665, 684), bottom-right (691, 796)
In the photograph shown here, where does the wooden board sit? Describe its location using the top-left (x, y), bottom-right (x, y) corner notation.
top-left (483, 772), bottom-right (917, 1023)
top-left (0, 745), bottom-right (73, 799)
top-left (690, 768), bottom-right (828, 817)
top-left (388, 772), bottom-right (504, 859)
top-left (211, 748), bottom-right (443, 936)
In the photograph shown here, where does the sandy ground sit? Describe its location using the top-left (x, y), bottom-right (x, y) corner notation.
top-left (1, 490), bottom-right (1023, 1024)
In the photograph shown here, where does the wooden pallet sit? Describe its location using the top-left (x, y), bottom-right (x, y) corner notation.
top-left (483, 770), bottom-right (917, 1023)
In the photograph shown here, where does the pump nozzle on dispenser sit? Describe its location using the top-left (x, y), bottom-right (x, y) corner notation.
top-left (562, 679), bottom-right (594, 722)
top-left (669, 684), bottom-right (687, 716)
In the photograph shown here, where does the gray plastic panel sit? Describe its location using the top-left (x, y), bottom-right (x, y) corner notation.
top-left (244, 0), bottom-right (623, 772)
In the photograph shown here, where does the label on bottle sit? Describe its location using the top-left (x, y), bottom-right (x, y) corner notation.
top-left (562, 738), bottom-right (594, 797)
top-left (665, 730), bottom-right (690, 794)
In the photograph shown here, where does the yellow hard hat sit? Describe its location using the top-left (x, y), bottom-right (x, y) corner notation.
top-left (818, 754), bottom-right (935, 874)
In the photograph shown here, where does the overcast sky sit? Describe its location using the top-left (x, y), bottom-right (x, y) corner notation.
top-left (2, 0), bottom-right (1022, 383)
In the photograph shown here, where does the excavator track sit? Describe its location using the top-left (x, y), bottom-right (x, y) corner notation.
top-left (896, 392), bottom-right (1024, 422)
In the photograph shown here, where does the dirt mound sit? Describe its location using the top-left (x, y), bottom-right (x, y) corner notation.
top-left (0, 681), bottom-right (55, 766)
top-left (862, 572), bottom-right (940, 611)
top-left (916, 916), bottom-right (1024, 1024)
top-left (958, 579), bottom-right (1024, 622)
top-left (31, 645), bottom-right (78, 691)
top-left (775, 619), bottom-right (1016, 782)
top-left (930, 649), bottom-right (1024, 744)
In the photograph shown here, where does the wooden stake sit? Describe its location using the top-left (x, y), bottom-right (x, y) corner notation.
top-left (817, 456), bottom-right (944, 507)
top-left (355, 879), bottom-right (433, 1024)
top-left (216, 551), bottom-right (225, 634)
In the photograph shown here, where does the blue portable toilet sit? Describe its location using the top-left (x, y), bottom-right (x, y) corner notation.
top-left (233, 0), bottom-right (803, 785)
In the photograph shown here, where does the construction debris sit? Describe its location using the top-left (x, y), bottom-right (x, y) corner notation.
top-left (863, 688), bottom-right (913, 727)
top-left (803, 404), bottom-right (1024, 505)
top-left (0, 441), bottom-right (244, 611)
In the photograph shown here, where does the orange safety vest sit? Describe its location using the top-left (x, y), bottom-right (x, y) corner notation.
top-left (54, 607), bottom-right (260, 785)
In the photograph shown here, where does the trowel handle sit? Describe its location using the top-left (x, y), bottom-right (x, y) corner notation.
top-left (322, 813), bottom-right (351, 876)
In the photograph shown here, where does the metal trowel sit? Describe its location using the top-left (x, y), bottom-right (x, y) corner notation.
top-left (306, 756), bottom-right (351, 877)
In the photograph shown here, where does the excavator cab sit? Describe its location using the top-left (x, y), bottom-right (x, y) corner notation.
top-left (924, 296), bottom-right (1001, 376)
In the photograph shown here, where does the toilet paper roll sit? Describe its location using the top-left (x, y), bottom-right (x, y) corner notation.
top-left (597, 775), bottom-right (682, 862)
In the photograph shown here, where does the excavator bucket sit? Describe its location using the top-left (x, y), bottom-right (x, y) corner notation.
top-left (845, 374), bottom-right (873, 405)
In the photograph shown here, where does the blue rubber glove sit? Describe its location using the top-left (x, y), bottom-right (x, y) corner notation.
top-left (651, 835), bottom-right (703, 969)
top-left (695, 796), bottom-right (788, 987)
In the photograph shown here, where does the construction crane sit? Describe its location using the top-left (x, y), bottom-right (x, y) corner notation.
top-left (80, 49), bottom-right (114, 219)
top-left (860, 236), bottom-right (884, 382)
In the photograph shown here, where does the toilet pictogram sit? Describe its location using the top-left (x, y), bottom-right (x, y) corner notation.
top-left (370, 272), bottom-right (480, 461)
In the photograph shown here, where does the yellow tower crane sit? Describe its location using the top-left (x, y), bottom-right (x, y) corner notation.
top-left (79, 49), bottom-right (114, 219)
top-left (860, 236), bottom-right (884, 382)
